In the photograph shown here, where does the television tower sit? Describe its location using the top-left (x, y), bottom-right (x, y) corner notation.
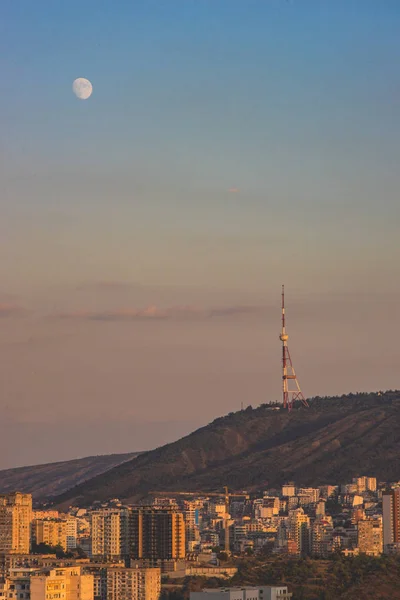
top-left (279, 285), bottom-right (309, 411)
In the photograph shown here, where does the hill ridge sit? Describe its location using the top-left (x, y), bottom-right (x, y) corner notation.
top-left (0, 452), bottom-right (140, 500)
top-left (53, 391), bottom-right (400, 507)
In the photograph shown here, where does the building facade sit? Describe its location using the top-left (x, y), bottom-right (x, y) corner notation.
top-left (127, 507), bottom-right (185, 561)
top-left (30, 566), bottom-right (93, 600)
top-left (357, 518), bottom-right (383, 556)
top-left (0, 493), bottom-right (32, 554)
top-left (288, 509), bottom-right (311, 556)
top-left (382, 489), bottom-right (400, 552)
top-left (65, 517), bottom-right (78, 551)
top-left (32, 519), bottom-right (68, 551)
top-left (106, 567), bottom-right (160, 600)
top-left (91, 510), bottom-right (126, 559)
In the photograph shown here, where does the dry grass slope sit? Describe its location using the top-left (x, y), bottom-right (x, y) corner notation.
top-left (53, 391), bottom-right (400, 507)
top-left (0, 453), bottom-right (139, 499)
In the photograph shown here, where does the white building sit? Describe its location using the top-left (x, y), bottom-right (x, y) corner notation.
top-left (90, 509), bottom-right (127, 558)
top-left (191, 586), bottom-right (291, 600)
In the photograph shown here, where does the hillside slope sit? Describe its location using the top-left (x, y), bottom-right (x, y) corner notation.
top-left (0, 453), bottom-right (139, 500)
top-left (54, 391), bottom-right (400, 507)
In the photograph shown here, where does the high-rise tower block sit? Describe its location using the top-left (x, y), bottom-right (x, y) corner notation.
top-left (279, 286), bottom-right (309, 411)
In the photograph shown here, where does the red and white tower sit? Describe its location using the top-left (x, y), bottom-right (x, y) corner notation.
top-left (279, 285), bottom-right (309, 411)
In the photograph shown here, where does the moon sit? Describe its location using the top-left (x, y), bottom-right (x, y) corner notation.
top-left (72, 78), bottom-right (93, 100)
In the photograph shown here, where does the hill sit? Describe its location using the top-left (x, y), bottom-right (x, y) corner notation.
top-left (53, 391), bottom-right (400, 507)
top-left (0, 453), bottom-right (139, 500)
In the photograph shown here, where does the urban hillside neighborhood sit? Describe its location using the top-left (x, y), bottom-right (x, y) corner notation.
top-left (2, 394), bottom-right (400, 599)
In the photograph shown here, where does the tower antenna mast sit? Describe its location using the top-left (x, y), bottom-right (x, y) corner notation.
top-left (279, 285), bottom-right (309, 411)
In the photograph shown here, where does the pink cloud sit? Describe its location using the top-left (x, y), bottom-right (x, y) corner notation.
top-left (76, 281), bottom-right (139, 291)
top-left (228, 187), bottom-right (239, 193)
top-left (54, 305), bottom-right (263, 322)
top-left (0, 303), bottom-right (27, 318)
top-left (57, 307), bottom-right (167, 321)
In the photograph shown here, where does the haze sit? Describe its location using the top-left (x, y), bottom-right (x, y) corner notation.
top-left (1, 1), bottom-right (400, 469)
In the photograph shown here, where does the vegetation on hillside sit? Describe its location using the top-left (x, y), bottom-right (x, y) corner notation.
top-left (161, 554), bottom-right (400, 600)
top-left (53, 391), bottom-right (400, 507)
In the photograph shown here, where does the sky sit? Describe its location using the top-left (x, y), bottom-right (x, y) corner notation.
top-left (1, 0), bottom-right (400, 469)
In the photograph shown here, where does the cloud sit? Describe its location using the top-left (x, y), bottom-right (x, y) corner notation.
top-left (0, 303), bottom-right (27, 318)
top-left (208, 306), bottom-right (262, 317)
top-left (228, 187), bottom-right (239, 193)
top-left (76, 281), bottom-right (139, 292)
top-left (57, 306), bottom-right (166, 321)
top-left (54, 305), bottom-right (263, 322)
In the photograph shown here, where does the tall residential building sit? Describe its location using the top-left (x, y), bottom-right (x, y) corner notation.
top-left (183, 501), bottom-right (200, 552)
top-left (32, 519), bottom-right (67, 551)
top-left (127, 507), bottom-right (185, 560)
top-left (65, 517), bottom-right (78, 550)
top-left (0, 493), bottom-right (32, 554)
top-left (311, 517), bottom-right (333, 558)
top-left (30, 566), bottom-right (93, 600)
top-left (91, 510), bottom-right (126, 559)
top-left (353, 477), bottom-right (367, 494)
top-left (357, 518), bottom-right (383, 556)
top-left (353, 476), bottom-right (377, 494)
top-left (106, 567), bottom-right (160, 600)
top-left (288, 508), bottom-right (311, 556)
top-left (382, 489), bottom-right (400, 552)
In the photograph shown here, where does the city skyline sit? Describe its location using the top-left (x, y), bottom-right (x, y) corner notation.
top-left (1, 474), bottom-right (398, 600)
top-left (1, 1), bottom-right (400, 468)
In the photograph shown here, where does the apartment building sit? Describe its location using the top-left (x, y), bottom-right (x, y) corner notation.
top-left (127, 507), bottom-right (185, 561)
top-left (311, 517), bottom-right (333, 558)
top-left (183, 501), bottom-right (200, 552)
top-left (281, 484), bottom-right (296, 498)
top-left (382, 488), bottom-right (400, 552)
top-left (0, 493), bottom-right (32, 554)
top-left (65, 518), bottom-right (78, 551)
top-left (31, 519), bottom-right (67, 551)
top-left (357, 518), bottom-right (383, 556)
top-left (30, 566), bottom-right (93, 600)
top-left (297, 488), bottom-right (320, 504)
top-left (0, 567), bottom-right (36, 600)
top-left (90, 510), bottom-right (127, 559)
top-left (288, 509), bottom-right (311, 556)
top-left (106, 567), bottom-right (160, 600)
top-left (353, 477), bottom-right (377, 494)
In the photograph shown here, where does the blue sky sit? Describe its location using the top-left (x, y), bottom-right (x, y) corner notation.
top-left (1, 1), bottom-right (400, 467)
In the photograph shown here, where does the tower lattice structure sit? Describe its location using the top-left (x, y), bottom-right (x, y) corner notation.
top-left (279, 285), bottom-right (309, 411)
